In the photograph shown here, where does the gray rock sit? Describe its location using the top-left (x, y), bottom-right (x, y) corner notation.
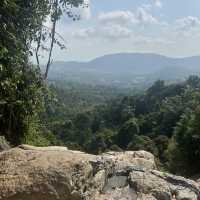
top-left (0, 136), bottom-right (10, 152)
top-left (0, 145), bottom-right (199, 200)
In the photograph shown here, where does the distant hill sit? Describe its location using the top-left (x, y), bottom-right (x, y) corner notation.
top-left (48, 53), bottom-right (200, 87)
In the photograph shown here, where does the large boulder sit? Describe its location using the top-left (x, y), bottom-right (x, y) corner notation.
top-left (0, 145), bottom-right (199, 200)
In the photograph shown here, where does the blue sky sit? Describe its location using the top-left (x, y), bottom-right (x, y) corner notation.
top-left (48, 0), bottom-right (200, 61)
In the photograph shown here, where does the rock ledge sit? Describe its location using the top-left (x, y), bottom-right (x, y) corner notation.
top-left (0, 145), bottom-right (199, 200)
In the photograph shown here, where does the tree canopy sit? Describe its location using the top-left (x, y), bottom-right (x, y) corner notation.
top-left (0, 0), bottom-right (83, 144)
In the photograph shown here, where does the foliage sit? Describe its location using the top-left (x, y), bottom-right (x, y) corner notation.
top-left (168, 106), bottom-right (200, 175)
top-left (117, 118), bottom-right (140, 148)
top-left (0, 62), bottom-right (45, 144)
top-left (41, 76), bottom-right (200, 176)
top-left (128, 135), bottom-right (158, 156)
top-left (0, 0), bottom-right (83, 145)
top-left (87, 129), bottom-right (116, 154)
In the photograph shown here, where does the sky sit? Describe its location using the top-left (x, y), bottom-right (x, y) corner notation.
top-left (44, 0), bottom-right (200, 62)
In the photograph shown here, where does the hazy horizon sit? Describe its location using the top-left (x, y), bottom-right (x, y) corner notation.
top-left (51, 52), bottom-right (200, 63)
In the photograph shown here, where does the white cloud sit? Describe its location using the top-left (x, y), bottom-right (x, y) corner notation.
top-left (98, 8), bottom-right (158, 26)
top-left (140, 4), bottom-right (152, 11)
top-left (72, 6), bottom-right (160, 41)
top-left (133, 36), bottom-right (173, 46)
top-left (154, 0), bottom-right (162, 8)
top-left (72, 25), bottom-right (132, 40)
top-left (72, 27), bottom-right (96, 39)
top-left (101, 25), bottom-right (132, 40)
top-left (141, 0), bottom-right (162, 10)
top-left (136, 7), bottom-right (158, 24)
top-left (175, 16), bottom-right (200, 31)
top-left (98, 11), bottom-right (136, 25)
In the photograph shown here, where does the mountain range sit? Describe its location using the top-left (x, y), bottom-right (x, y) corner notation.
top-left (48, 53), bottom-right (200, 87)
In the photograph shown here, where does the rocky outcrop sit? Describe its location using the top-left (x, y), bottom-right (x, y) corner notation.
top-left (0, 145), bottom-right (199, 200)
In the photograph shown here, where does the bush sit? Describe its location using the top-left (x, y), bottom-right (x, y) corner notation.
top-left (128, 135), bottom-right (158, 156)
top-left (117, 118), bottom-right (140, 148)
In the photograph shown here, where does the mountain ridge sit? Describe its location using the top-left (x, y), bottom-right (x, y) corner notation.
top-left (51, 53), bottom-right (200, 72)
top-left (48, 53), bottom-right (200, 86)
top-left (54, 52), bottom-right (200, 63)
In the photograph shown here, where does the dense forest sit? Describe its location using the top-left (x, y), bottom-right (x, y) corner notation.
top-left (1, 0), bottom-right (200, 178)
top-left (41, 76), bottom-right (200, 176)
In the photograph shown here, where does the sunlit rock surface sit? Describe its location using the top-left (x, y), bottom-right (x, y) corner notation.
top-left (0, 145), bottom-right (199, 200)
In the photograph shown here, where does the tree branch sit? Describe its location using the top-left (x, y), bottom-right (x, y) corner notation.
top-left (44, 0), bottom-right (58, 80)
top-left (35, 29), bottom-right (42, 69)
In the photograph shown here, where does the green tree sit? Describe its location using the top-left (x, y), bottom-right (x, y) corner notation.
top-left (168, 107), bottom-right (200, 175)
top-left (74, 112), bottom-right (92, 130)
top-left (116, 118), bottom-right (140, 148)
top-left (154, 135), bottom-right (169, 163)
top-left (87, 129), bottom-right (116, 154)
top-left (128, 135), bottom-right (158, 156)
top-left (0, 0), bottom-right (83, 145)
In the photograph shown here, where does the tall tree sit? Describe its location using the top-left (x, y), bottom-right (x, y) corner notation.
top-left (0, 0), bottom-right (83, 145)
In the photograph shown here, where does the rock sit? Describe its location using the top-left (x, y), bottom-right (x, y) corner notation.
top-left (19, 144), bottom-right (68, 151)
top-left (102, 150), bottom-right (157, 171)
top-left (0, 146), bottom-right (95, 200)
top-left (0, 145), bottom-right (199, 200)
top-left (0, 136), bottom-right (10, 152)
